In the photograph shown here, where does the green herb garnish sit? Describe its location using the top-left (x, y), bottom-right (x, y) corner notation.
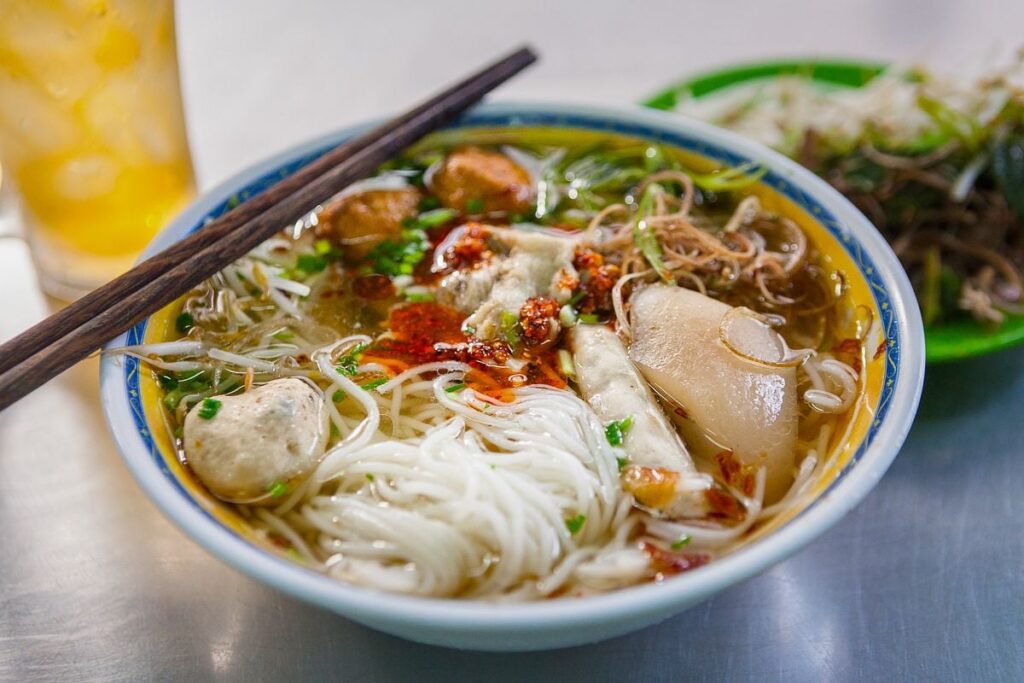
top-left (557, 349), bottom-right (575, 378)
top-left (294, 253), bottom-right (328, 275)
top-left (336, 342), bottom-right (368, 376)
top-left (445, 382), bottom-right (466, 393)
top-left (267, 480), bottom-right (288, 498)
top-left (689, 162), bottom-right (768, 193)
top-left (197, 398), bottom-right (222, 420)
top-left (162, 371), bottom-right (217, 410)
top-left (413, 208), bottom-right (458, 228)
top-left (405, 290), bottom-right (435, 303)
top-left (671, 535), bottom-right (692, 550)
top-left (616, 456), bottom-right (628, 472)
top-left (418, 196), bottom-right (441, 211)
top-left (499, 310), bottom-right (521, 345)
top-left (577, 313), bottom-right (600, 324)
top-left (643, 145), bottom-right (668, 172)
top-left (565, 514), bottom-right (587, 535)
top-left (465, 198), bottom-right (485, 213)
top-left (365, 473), bottom-right (375, 482)
top-left (633, 184), bottom-right (673, 282)
top-left (360, 378), bottom-right (388, 391)
top-left (918, 94), bottom-right (983, 150)
top-left (175, 312), bottom-right (195, 334)
top-left (604, 415), bottom-right (634, 447)
top-left (312, 239), bottom-right (343, 262)
top-left (368, 228), bottom-right (430, 276)
top-left (272, 328), bottom-right (294, 342)
top-left (332, 389), bottom-right (346, 402)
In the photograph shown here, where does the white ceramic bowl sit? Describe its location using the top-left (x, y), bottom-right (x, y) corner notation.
top-left (100, 102), bottom-right (925, 651)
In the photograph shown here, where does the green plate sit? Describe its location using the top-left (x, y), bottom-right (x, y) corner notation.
top-left (643, 58), bottom-right (1024, 364)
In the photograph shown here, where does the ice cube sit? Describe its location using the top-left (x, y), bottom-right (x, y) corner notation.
top-left (0, 4), bottom-right (106, 103)
top-left (0, 76), bottom-right (81, 154)
top-left (81, 73), bottom-right (146, 164)
top-left (53, 153), bottom-right (118, 200)
top-left (83, 69), bottom-right (187, 164)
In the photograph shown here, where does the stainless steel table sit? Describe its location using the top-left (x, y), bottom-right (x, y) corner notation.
top-left (5, 1), bottom-right (1024, 678)
top-left (1, 233), bottom-right (1022, 681)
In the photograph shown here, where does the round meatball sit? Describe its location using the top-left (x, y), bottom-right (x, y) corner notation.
top-left (431, 147), bottom-right (533, 214)
top-left (184, 378), bottom-right (329, 502)
top-left (315, 187), bottom-right (421, 263)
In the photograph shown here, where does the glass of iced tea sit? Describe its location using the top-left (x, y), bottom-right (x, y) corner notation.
top-left (0, 0), bottom-right (195, 300)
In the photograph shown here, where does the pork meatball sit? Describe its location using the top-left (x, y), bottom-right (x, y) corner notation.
top-left (431, 147), bottom-right (533, 214)
top-left (315, 187), bottom-right (421, 263)
top-left (184, 378), bottom-right (329, 502)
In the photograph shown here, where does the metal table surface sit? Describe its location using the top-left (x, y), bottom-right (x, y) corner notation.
top-left (3, 1), bottom-right (1024, 680)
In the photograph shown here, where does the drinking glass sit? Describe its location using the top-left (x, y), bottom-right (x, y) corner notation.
top-left (0, 0), bottom-right (195, 300)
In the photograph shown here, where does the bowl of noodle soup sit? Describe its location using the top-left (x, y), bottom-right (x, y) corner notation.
top-left (100, 102), bottom-right (924, 650)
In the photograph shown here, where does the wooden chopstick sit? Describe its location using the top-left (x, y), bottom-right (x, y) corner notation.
top-left (0, 45), bottom-right (537, 410)
top-left (0, 45), bottom-right (536, 377)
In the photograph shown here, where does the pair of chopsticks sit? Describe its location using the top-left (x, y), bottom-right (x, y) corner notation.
top-left (0, 45), bottom-right (538, 411)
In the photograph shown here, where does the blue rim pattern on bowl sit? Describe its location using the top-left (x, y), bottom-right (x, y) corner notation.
top-left (102, 103), bottom-right (923, 650)
top-left (122, 110), bottom-right (899, 519)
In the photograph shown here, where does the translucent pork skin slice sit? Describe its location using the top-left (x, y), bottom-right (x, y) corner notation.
top-left (629, 284), bottom-right (798, 504)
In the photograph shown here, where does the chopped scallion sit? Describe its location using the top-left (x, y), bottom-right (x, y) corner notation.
top-left (336, 342), bottom-right (368, 376)
top-left (557, 349), bottom-right (576, 378)
top-left (604, 415), bottom-right (634, 446)
top-left (295, 253), bottom-right (328, 275)
top-left (671, 535), bottom-right (692, 550)
top-left (417, 196), bottom-right (441, 211)
top-left (558, 304), bottom-right (577, 327)
top-left (360, 378), bottom-right (388, 391)
top-left (499, 310), bottom-right (521, 345)
top-left (312, 239), bottom-right (342, 261)
top-left (445, 382), bottom-right (466, 393)
top-left (368, 227), bottom-right (430, 277)
top-left (267, 480), bottom-right (288, 498)
top-left (689, 162), bottom-right (767, 193)
top-left (175, 312), bottom-right (195, 334)
top-left (565, 514), bottom-right (587, 535)
top-left (414, 208), bottom-right (458, 228)
top-left (405, 289), bottom-right (435, 303)
top-left (633, 185), bottom-right (673, 282)
top-left (197, 398), bottom-right (222, 420)
top-left (314, 239), bottom-right (334, 256)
